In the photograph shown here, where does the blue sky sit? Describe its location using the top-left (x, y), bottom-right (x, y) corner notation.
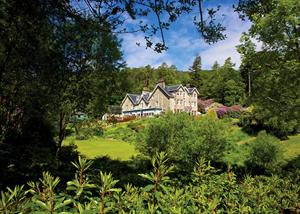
top-left (120, 0), bottom-right (254, 70)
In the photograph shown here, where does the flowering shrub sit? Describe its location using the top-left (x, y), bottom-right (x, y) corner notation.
top-left (198, 98), bottom-right (214, 113)
top-left (215, 105), bottom-right (243, 118)
top-left (107, 115), bottom-right (136, 123)
top-left (216, 106), bottom-right (229, 118)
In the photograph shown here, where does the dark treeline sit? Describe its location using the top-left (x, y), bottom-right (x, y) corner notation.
top-left (123, 57), bottom-right (245, 108)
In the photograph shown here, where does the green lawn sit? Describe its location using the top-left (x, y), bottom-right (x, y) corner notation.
top-left (64, 117), bottom-right (300, 165)
top-left (224, 132), bottom-right (300, 166)
top-left (280, 134), bottom-right (300, 160)
top-left (63, 136), bottom-right (137, 160)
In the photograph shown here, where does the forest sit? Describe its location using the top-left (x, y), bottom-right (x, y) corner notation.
top-left (0, 0), bottom-right (299, 213)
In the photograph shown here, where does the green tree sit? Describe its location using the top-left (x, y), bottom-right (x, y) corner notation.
top-left (212, 61), bottom-right (220, 70)
top-left (189, 55), bottom-right (202, 88)
top-left (236, 0), bottom-right (300, 137)
top-left (205, 58), bottom-right (245, 105)
top-left (137, 113), bottom-right (228, 171)
top-left (237, 33), bottom-right (257, 97)
top-left (246, 131), bottom-right (283, 174)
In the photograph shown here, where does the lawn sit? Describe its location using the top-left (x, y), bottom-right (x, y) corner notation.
top-left (224, 132), bottom-right (300, 166)
top-left (64, 117), bottom-right (300, 165)
top-left (63, 136), bottom-right (137, 160)
top-left (280, 134), bottom-right (300, 160)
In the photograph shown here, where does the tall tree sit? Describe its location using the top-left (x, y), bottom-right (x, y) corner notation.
top-left (237, 33), bottom-right (257, 97)
top-left (212, 61), bottom-right (220, 70)
top-left (189, 55), bottom-right (202, 89)
top-left (236, 0), bottom-right (300, 137)
top-left (200, 58), bottom-right (245, 105)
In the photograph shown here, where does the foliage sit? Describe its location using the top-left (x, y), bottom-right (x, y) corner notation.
top-left (1, 156), bottom-right (299, 213)
top-left (251, 60), bottom-right (300, 138)
top-left (246, 131), bottom-right (284, 174)
top-left (189, 55), bottom-right (202, 89)
top-left (236, 0), bottom-right (300, 137)
top-left (137, 113), bottom-right (228, 171)
top-left (215, 105), bottom-right (243, 119)
top-left (124, 64), bottom-right (189, 93)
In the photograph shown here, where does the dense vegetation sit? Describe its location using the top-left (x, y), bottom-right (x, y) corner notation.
top-left (0, 0), bottom-right (299, 212)
top-left (1, 154), bottom-right (299, 213)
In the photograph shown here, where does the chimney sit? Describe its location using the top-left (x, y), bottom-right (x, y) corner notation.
top-left (157, 78), bottom-right (165, 88)
top-left (142, 86), bottom-right (149, 95)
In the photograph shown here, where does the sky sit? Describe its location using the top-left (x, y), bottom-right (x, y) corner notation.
top-left (120, 0), bottom-right (253, 70)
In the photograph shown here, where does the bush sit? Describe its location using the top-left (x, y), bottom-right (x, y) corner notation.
top-left (92, 126), bottom-right (104, 136)
top-left (246, 131), bottom-right (283, 174)
top-left (137, 113), bottom-right (228, 172)
top-left (75, 135), bottom-right (88, 140)
top-left (1, 156), bottom-right (299, 213)
top-left (238, 111), bottom-right (253, 127)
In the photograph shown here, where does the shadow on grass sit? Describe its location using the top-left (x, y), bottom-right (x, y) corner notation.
top-left (88, 155), bottom-right (152, 188)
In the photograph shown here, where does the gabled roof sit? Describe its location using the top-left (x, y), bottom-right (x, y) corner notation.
top-left (120, 93), bottom-right (140, 106)
top-left (121, 82), bottom-right (199, 107)
top-left (136, 92), bottom-right (151, 105)
top-left (147, 84), bottom-right (174, 101)
top-left (142, 92), bottom-right (150, 101)
top-left (185, 87), bottom-right (199, 95)
top-left (127, 94), bottom-right (140, 104)
top-left (165, 84), bottom-right (181, 92)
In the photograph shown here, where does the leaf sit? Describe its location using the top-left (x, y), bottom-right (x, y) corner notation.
top-left (32, 199), bottom-right (48, 210)
top-left (54, 199), bottom-right (73, 210)
top-left (143, 185), bottom-right (154, 192)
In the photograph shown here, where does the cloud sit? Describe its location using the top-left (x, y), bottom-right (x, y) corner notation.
top-left (121, 33), bottom-right (174, 68)
top-left (121, 4), bottom-right (254, 70)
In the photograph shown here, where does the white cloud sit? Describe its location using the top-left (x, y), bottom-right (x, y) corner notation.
top-left (121, 5), bottom-right (254, 70)
top-left (196, 6), bottom-right (252, 69)
top-left (121, 33), bottom-right (174, 68)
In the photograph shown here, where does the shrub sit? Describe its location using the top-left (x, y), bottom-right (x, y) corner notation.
top-left (75, 135), bottom-right (88, 140)
top-left (246, 131), bottom-right (283, 174)
top-left (216, 107), bottom-right (228, 118)
top-left (137, 113), bottom-right (228, 172)
top-left (1, 156), bottom-right (299, 213)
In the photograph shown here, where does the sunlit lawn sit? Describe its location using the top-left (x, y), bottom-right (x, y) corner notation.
top-left (63, 136), bottom-right (137, 160)
top-left (280, 134), bottom-right (300, 160)
top-left (224, 129), bottom-right (300, 165)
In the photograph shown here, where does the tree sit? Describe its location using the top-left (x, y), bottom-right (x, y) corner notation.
top-left (137, 113), bottom-right (228, 171)
top-left (236, 0), bottom-right (300, 137)
top-left (202, 58), bottom-right (245, 105)
top-left (189, 55), bottom-right (202, 88)
top-left (0, 0), bottom-right (126, 188)
top-left (72, 0), bottom-right (227, 52)
top-left (237, 33), bottom-right (257, 97)
top-left (212, 61), bottom-right (220, 70)
top-left (246, 131), bottom-right (283, 174)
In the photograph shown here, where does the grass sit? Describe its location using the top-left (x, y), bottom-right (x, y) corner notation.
top-left (280, 134), bottom-right (300, 160)
top-left (222, 118), bottom-right (300, 165)
top-left (103, 118), bottom-right (151, 143)
top-left (63, 136), bottom-right (137, 160)
top-left (65, 117), bottom-right (300, 165)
